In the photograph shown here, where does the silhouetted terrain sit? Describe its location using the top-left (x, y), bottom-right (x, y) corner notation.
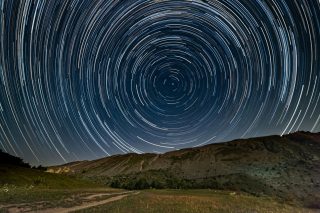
top-left (0, 150), bottom-right (30, 168)
top-left (49, 131), bottom-right (320, 208)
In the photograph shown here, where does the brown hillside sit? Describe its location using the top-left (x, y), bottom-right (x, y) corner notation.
top-left (48, 132), bottom-right (320, 208)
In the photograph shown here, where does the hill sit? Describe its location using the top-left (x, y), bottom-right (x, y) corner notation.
top-left (48, 131), bottom-right (320, 208)
top-left (0, 150), bottom-right (97, 189)
top-left (0, 149), bottom-right (31, 168)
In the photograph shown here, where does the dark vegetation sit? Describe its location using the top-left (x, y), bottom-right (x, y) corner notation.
top-left (107, 170), bottom-right (269, 195)
top-left (0, 149), bottom-right (31, 168)
top-left (0, 149), bottom-right (47, 171)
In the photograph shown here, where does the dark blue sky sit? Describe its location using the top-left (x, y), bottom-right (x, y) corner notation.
top-left (0, 0), bottom-right (319, 166)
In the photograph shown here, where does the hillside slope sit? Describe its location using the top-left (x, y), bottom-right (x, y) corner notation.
top-left (0, 150), bottom-right (97, 189)
top-left (48, 132), bottom-right (320, 207)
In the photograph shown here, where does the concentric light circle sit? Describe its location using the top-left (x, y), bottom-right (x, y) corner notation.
top-left (0, 0), bottom-right (319, 164)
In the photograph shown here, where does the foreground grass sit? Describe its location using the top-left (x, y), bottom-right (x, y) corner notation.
top-left (0, 186), bottom-right (120, 204)
top-left (0, 165), bottom-right (123, 211)
top-left (0, 187), bottom-right (123, 212)
top-left (0, 165), bottom-right (96, 189)
top-left (76, 189), bottom-right (317, 213)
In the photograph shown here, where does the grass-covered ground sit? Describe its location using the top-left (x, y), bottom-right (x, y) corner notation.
top-left (0, 185), bottom-right (318, 212)
top-left (0, 165), bottom-right (96, 189)
top-left (0, 186), bottom-right (118, 204)
top-left (75, 189), bottom-right (317, 213)
top-left (0, 187), bottom-right (126, 212)
top-left (0, 165), bottom-right (123, 212)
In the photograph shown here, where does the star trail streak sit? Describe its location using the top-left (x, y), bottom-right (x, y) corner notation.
top-left (0, 0), bottom-right (319, 165)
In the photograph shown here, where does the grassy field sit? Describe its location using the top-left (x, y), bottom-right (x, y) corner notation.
top-left (75, 189), bottom-right (318, 213)
top-left (0, 165), bottom-right (98, 189)
top-left (0, 165), bottom-right (123, 212)
top-left (0, 187), bottom-right (318, 212)
top-left (0, 188), bottom-right (125, 212)
top-left (0, 186), bottom-right (119, 204)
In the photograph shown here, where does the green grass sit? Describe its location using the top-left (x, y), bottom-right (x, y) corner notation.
top-left (0, 165), bottom-right (97, 189)
top-left (0, 187), bottom-right (317, 212)
top-left (0, 186), bottom-right (117, 204)
top-left (0, 165), bottom-right (124, 212)
top-left (75, 189), bottom-right (315, 213)
top-left (0, 165), bottom-right (112, 206)
top-left (0, 187), bottom-right (122, 212)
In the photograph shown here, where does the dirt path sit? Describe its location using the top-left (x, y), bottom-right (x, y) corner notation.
top-left (4, 191), bottom-right (138, 213)
top-left (84, 191), bottom-right (132, 200)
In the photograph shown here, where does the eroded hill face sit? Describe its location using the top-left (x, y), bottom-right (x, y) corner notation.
top-left (48, 132), bottom-right (320, 208)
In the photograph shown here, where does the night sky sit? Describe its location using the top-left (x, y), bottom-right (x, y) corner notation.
top-left (0, 0), bottom-right (319, 166)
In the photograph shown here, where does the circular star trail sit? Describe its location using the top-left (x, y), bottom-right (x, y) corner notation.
top-left (0, 0), bottom-right (319, 165)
